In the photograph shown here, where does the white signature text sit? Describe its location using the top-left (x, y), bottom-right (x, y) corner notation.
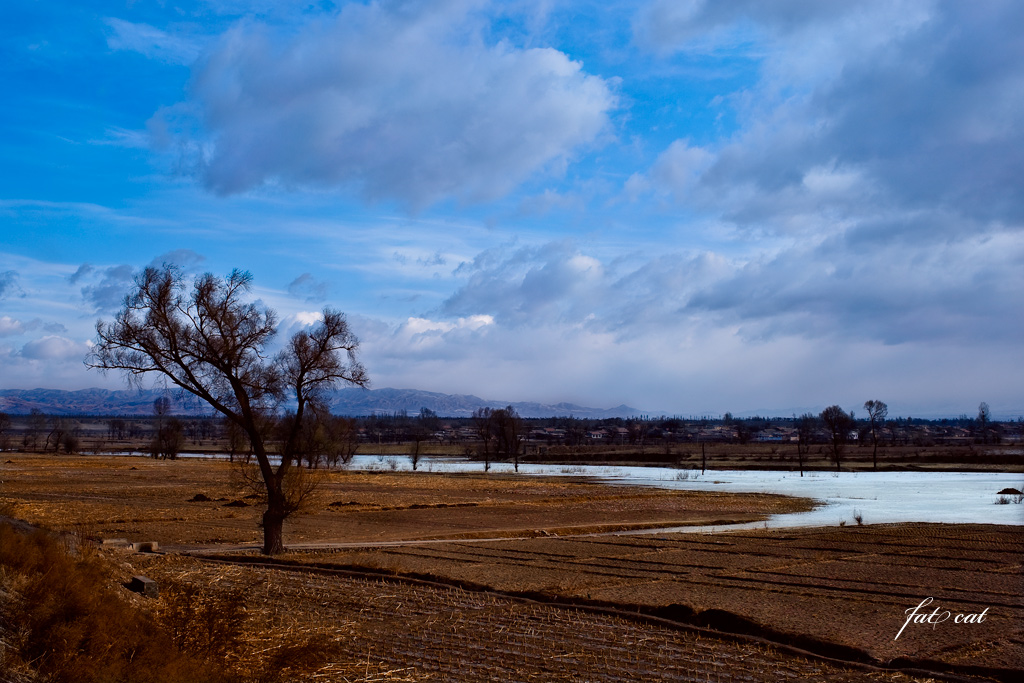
top-left (895, 597), bottom-right (989, 640)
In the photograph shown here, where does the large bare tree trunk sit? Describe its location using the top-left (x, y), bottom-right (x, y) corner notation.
top-left (262, 507), bottom-right (286, 555)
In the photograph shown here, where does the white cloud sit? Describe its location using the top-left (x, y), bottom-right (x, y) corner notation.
top-left (436, 229), bottom-right (1024, 351)
top-left (636, 1), bottom-right (1024, 233)
top-left (616, 0), bottom-right (1024, 371)
top-left (385, 315), bottom-right (495, 354)
top-left (361, 302), bottom-right (1024, 416)
top-left (0, 316), bottom-right (24, 337)
top-left (625, 139), bottom-right (714, 202)
top-left (164, 0), bottom-right (616, 207)
top-left (104, 18), bottom-right (203, 65)
top-left (20, 335), bottom-right (91, 362)
top-left (292, 311), bottom-right (324, 326)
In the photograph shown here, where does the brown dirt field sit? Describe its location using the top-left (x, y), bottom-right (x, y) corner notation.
top-left (121, 553), bottom-right (943, 682)
top-left (287, 524), bottom-right (1023, 679)
top-left (2, 453), bottom-right (1020, 680)
top-left (0, 453), bottom-right (809, 547)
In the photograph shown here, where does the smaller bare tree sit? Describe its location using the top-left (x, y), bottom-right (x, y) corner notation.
top-left (151, 418), bottom-right (184, 459)
top-left (0, 412), bottom-right (11, 451)
top-left (796, 413), bottom-right (818, 476)
top-left (407, 408), bottom-right (437, 471)
top-left (820, 405), bottom-right (855, 472)
top-left (976, 402), bottom-right (991, 444)
top-left (863, 400), bottom-right (888, 470)
top-left (472, 407), bottom-right (495, 472)
top-left (326, 416), bottom-right (360, 467)
top-left (492, 406), bottom-right (524, 472)
top-left (23, 409), bottom-right (45, 451)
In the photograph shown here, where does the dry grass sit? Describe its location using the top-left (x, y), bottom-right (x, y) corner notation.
top-left (0, 524), bottom-right (235, 683)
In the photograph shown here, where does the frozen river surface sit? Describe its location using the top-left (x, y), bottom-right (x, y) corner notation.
top-left (349, 455), bottom-right (1024, 530)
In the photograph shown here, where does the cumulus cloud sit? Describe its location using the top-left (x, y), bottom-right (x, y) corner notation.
top-left (634, 1), bottom-right (1024, 233)
top-left (685, 227), bottom-right (1024, 344)
top-left (624, 139), bottom-right (714, 202)
top-left (0, 316), bottom-right (24, 337)
top-left (163, 0), bottom-right (615, 207)
top-left (610, 0), bottom-right (1024, 362)
top-left (443, 242), bottom-right (608, 326)
top-left (363, 314), bottom-right (496, 366)
top-left (437, 233), bottom-right (1022, 348)
top-left (0, 317), bottom-right (66, 337)
top-left (441, 242), bottom-right (739, 337)
top-left (276, 310), bottom-right (326, 341)
top-left (20, 335), bottom-right (91, 362)
top-left (352, 236), bottom-right (1024, 414)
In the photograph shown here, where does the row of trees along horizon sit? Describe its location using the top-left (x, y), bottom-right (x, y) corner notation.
top-left (8, 264), bottom-right (1016, 554)
top-left (1, 399), bottom-right (1014, 459)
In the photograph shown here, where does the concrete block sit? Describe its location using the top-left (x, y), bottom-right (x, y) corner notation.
top-left (128, 575), bottom-right (159, 599)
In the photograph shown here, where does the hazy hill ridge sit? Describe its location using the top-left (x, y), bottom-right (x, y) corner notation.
top-left (0, 387), bottom-right (643, 419)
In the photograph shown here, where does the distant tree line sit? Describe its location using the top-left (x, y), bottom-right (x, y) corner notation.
top-left (1, 400), bottom-right (1017, 458)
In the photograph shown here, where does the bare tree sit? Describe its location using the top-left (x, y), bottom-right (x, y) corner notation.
top-left (150, 395), bottom-right (180, 459)
top-left (863, 400), bottom-right (888, 470)
top-left (23, 409), bottom-right (45, 451)
top-left (44, 417), bottom-right (70, 453)
top-left (820, 405), bottom-right (855, 472)
top-left (223, 417), bottom-right (249, 462)
top-left (976, 402), bottom-right (991, 444)
top-left (407, 408), bottom-right (438, 471)
top-left (492, 406), bottom-right (524, 472)
top-left (87, 266), bottom-right (367, 554)
top-left (151, 417), bottom-right (185, 460)
top-left (472, 407), bottom-right (495, 472)
top-left (325, 416), bottom-right (360, 467)
top-left (0, 412), bottom-right (11, 451)
top-left (796, 413), bottom-right (818, 477)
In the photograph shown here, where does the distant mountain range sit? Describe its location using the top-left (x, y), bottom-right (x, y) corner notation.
top-left (0, 387), bottom-right (644, 419)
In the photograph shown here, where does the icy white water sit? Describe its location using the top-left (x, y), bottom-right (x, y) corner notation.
top-left (349, 455), bottom-right (1024, 530)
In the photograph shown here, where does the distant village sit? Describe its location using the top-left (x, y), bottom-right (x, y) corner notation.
top-left (388, 413), bottom-right (1020, 448)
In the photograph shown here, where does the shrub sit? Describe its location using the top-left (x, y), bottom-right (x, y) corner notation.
top-left (158, 579), bottom-right (248, 660)
top-left (0, 522), bottom-right (236, 683)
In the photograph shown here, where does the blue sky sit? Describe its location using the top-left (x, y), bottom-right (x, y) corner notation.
top-left (2, 0), bottom-right (1022, 418)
